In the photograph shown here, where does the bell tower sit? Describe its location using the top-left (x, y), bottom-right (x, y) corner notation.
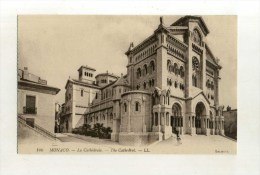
top-left (78, 65), bottom-right (96, 84)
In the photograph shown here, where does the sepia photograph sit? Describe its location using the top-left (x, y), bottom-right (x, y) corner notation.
top-left (17, 15), bottom-right (237, 154)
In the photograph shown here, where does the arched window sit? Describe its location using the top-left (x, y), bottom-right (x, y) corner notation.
top-left (211, 81), bottom-right (214, 90)
top-left (172, 103), bottom-right (182, 117)
top-left (137, 68), bottom-right (142, 79)
top-left (179, 66), bottom-right (184, 77)
top-left (135, 102), bottom-right (140, 112)
top-left (192, 75), bottom-right (197, 87)
top-left (143, 82), bottom-right (146, 89)
top-left (206, 79), bottom-right (210, 88)
top-left (124, 103), bottom-right (127, 112)
top-left (149, 61), bottom-right (155, 73)
top-left (167, 60), bottom-right (171, 72)
top-left (193, 29), bottom-right (202, 45)
top-left (173, 63), bottom-right (178, 75)
top-left (81, 89), bottom-right (84, 97)
top-left (151, 79), bottom-right (154, 86)
top-left (143, 64), bottom-right (148, 75)
top-left (192, 57), bottom-right (199, 71)
top-left (174, 81), bottom-right (178, 88)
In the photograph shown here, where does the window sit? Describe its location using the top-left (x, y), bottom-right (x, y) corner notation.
top-left (84, 72), bottom-right (87, 76)
top-left (135, 102), bottom-right (140, 112)
top-left (143, 82), bottom-right (146, 89)
top-left (192, 75), bottom-right (197, 87)
top-left (167, 60), bottom-right (171, 72)
top-left (211, 82), bottom-right (214, 90)
top-left (143, 65), bottom-right (148, 76)
top-left (119, 88), bottom-right (121, 93)
top-left (149, 61), bottom-right (155, 73)
top-left (24, 95), bottom-right (37, 114)
top-left (180, 66), bottom-right (184, 77)
top-left (124, 103), bottom-right (127, 112)
top-left (192, 57), bottom-right (199, 71)
top-left (174, 81), bottom-right (178, 88)
top-left (193, 29), bottom-right (201, 45)
top-left (137, 68), bottom-right (142, 79)
top-left (81, 89), bottom-right (84, 97)
top-left (95, 92), bottom-right (98, 99)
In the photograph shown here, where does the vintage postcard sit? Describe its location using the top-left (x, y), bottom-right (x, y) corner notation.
top-left (17, 15), bottom-right (237, 154)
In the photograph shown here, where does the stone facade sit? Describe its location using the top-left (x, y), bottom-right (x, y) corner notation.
top-left (68, 16), bottom-right (225, 145)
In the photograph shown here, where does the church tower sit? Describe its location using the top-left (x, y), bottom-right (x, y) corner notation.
top-left (78, 65), bottom-right (96, 84)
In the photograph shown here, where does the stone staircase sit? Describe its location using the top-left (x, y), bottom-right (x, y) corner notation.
top-left (18, 115), bottom-right (58, 141)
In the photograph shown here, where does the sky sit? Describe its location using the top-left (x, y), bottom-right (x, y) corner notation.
top-left (18, 15), bottom-right (237, 109)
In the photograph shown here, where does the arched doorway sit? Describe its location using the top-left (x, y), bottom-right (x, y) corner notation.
top-left (195, 102), bottom-right (206, 135)
top-left (171, 103), bottom-right (183, 133)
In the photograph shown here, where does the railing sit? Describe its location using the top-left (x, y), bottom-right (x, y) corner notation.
top-left (18, 115), bottom-right (57, 140)
top-left (23, 107), bottom-right (37, 114)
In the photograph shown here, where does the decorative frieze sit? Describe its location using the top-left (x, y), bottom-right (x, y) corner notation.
top-left (192, 43), bottom-right (203, 55)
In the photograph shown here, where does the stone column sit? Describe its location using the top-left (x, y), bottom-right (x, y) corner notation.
top-left (153, 112), bottom-right (156, 126)
top-left (163, 113), bottom-right (167, 126)
top-left (127, 101), bottom-right (131, 133)
top-left (158, 108), bottom-right (161, 132)
top-left (142, 97), bottom-right (146, 132)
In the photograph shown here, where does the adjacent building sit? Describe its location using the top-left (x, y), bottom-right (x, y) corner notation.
top-left (223, 107), bottom-right (237, 140)
top-left (64, 16), bottom-right (225, 145)
top-left (62, 66), bottom-right (119, 132)
top-left (18, 67), bottom-right (60, 133)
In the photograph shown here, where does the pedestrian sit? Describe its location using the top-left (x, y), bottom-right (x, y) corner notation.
top-left (176, 127), bottom-right (182, 144)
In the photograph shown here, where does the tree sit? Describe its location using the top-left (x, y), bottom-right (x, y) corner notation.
top-left (94, 123), bottom-right (104, 138)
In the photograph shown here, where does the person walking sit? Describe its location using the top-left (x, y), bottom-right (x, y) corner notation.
top-left (176, 127), bottom-right (182, 145)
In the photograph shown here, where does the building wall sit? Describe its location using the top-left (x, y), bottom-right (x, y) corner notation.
top-left (73, 84), bottom-right (99, 128)
top-left (120, 92), bottom-right (151, 132)
top-left (18, 89), bottom-right (56, 133)
top-left (223, 110), bottom-right (237, 140)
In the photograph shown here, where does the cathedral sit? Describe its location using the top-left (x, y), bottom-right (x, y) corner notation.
top-left (63, 16), bottom-right (225, 146)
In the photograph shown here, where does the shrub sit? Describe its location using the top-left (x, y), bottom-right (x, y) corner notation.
top-left (72, 123), bottom-right (112, 139)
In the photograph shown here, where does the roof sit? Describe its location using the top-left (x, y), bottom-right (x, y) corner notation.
top-left (77, 65), bottom-right (96, 72)
top-left (205, 43), bottom-right (222, 69)
top-left (18, 80), bottom-right (60, 95)
top-left (171, 16), bottom-right (210, 36)
top-left (95, 72), bottom-right (119, 79)
top-left (65, 79), bottom-right (100, 89)
top-left (113, 76), bottom-right (130, 87)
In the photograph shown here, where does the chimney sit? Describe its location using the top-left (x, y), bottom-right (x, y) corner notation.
top-left (23, 67), bottom-right (29, 80)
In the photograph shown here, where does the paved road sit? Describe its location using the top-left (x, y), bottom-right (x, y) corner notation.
top-left (151, 135), bottom-right (237, 154)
